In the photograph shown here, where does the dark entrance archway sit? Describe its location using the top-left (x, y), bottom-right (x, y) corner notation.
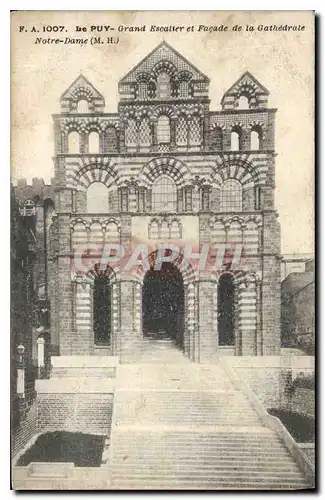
top-left (217, 273), bottom-right (235, 346)
top-left (142, 262), bottom-right (184, 348)
top-left (93, 275), bottom-right (111, 346)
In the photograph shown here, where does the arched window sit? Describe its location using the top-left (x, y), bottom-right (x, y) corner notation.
top-left (68, 131), bottom-right (79, 153)
top-left (157, 72), bottom-right (171, 99)
top-left (157, 115), bottom-right (170, 144)
top-left (160, 220), bottom-right (170, 239)
top-left (178, 80), bottom-right (189, 98)
top-left (93, 275), bottom-right (111, 345)
top-left (152, 175), bottom-right (177, 212)
top-left (86, 182), bottom-right (109, 213)
top-left (170, 220), bottom-right (181, 239)
top-left (220, 179), bottom-right (243, 212)
top-left (231, 129), bottom-right (241, 151)
top-left (77, 99), bottom-right (89, 113)
top-left (88, 131), bottom-right (100, 153)
top-left (149, 220), bottom-right (159, 239)
top-left (250, 128), bottom-right (261, 150)
top-left (138, 81), bottom-right (148, 100)
top-left (238, 95), bottom-right (249, 110)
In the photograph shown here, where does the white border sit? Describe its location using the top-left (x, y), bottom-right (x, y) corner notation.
top-left (3, 3), bottom-right (321, 499)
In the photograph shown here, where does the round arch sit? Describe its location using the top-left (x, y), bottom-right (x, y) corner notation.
top-left (140, 157), bottom-right (190, 188)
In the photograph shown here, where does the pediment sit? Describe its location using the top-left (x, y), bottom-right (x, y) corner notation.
top-left (120, 42), bottom-right (209, 84)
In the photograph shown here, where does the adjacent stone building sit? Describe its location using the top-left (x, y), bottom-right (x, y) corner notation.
top-left (14, 41), bottom-right (282, 362)
top-left (281, 259), bottom-right (315, 353)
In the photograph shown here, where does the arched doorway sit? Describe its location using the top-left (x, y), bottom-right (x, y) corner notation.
top-left (142, 262), bottom-right (184, 348)
top-left (217, 273), bottom-right (235, 346)
top-left (93, 275), bottom-right (111, 346)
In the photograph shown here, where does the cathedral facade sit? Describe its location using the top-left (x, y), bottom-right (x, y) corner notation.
top-left (15, 42), bottom-right (282, 362)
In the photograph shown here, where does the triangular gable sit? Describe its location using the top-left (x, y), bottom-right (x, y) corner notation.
top-left (120, 41), bottom-right (209, 84)
top-left (60, 74), bottom-right (104, 101)
top-left (223, 71), bottom-right (269, 98)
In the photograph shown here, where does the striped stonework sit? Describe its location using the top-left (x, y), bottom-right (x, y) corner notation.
top-left (237, 274), bottom-right (258, 355)
top-left (44, 41), bottom-right (281, 359)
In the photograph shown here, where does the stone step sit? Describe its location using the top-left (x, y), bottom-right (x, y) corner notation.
top-left (111, 480), bottom-right (308, 490)
top-left (112, 469), bottom-right (305, 479)
top-left (113, 451), bottom-right (294, 460)
top-left (113, 439), bottom-right (288, 450)
top-left (111, 463), bottom-right (301, 472)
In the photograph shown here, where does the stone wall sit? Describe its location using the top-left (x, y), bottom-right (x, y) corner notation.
top-left (37, 393), bottom-right (113, 436)
top-left (12, 392), bottom-right (114, 460)
top-left (225, 356), bottom-right (314, 409)
top-left (12, 401), bottom-right (38, 459)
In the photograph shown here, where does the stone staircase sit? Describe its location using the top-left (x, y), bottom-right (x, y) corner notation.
top-left (109, 361), bottom-right (310, 490)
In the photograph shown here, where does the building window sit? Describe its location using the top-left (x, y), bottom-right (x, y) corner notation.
top-left (86, 182), bottom-right (109, 213)
top-left (138, 187), bottom-right (146, 212)
top-left (120, 187), bottom-right (128, 212)
top-left (185, 187), bottom-right (192, 212)
top-left (93, 275), bottom-right (111, 345)
top-left (160, 220), bottom-right (169, 239)
top-left (138, 81), bottom-right (148, 100)
top-left (149, 220), bottom-right (159, 239)
top-left (77, 99), bottom-right (89, 113)
top-left (178, 80), bottom-right (189, 98)
top-left (250, 128), bottom-right (261, 150)
top-left (157, 115), bottom-right (170, 144)
top-left (238, 95), bottom-right (249, 110)
top-left (152, 175), bottom-right (177, 213)
top-left (220, 179), bottom-right (243, 212)
top-left (68, 131), bottom-right (79, 153)
top-left (157, 72), bottom-right (171, 99)
top-left (231, 128), bottom-right (241, 151)
top-left (88, 131), bottom-right (100, 153)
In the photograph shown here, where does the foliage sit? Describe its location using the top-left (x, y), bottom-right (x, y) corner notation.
top-left (268, 408), bottom-right (314, 443)
top-left (17, 431), bottom-right (106, 467)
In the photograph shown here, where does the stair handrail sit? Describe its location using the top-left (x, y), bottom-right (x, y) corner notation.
top-left (220, 358), bottom-right (315, 487)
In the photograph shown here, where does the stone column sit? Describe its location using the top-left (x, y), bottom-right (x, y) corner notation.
top-left (198, 277), bottom-right (216, 363)
top-left (170, 117), bottom-right (177, 149)
top-left (57, 256), bottom-right (73, 355)
top-left (151, 118), bottom-right (158, 147)
top-left (119, 279), bottom-right (142, 362)
top-left (72, 276), bottom-right (94, 355)
top-left (237, 274), bottom-right (257, 355)
top-left (255, 275), bottom-right (263, 355)
top-left (111, 282), bottom-right (120, 355)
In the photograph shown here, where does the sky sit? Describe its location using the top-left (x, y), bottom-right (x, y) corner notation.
top-left (11, 10), bottom-right (314, 254)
